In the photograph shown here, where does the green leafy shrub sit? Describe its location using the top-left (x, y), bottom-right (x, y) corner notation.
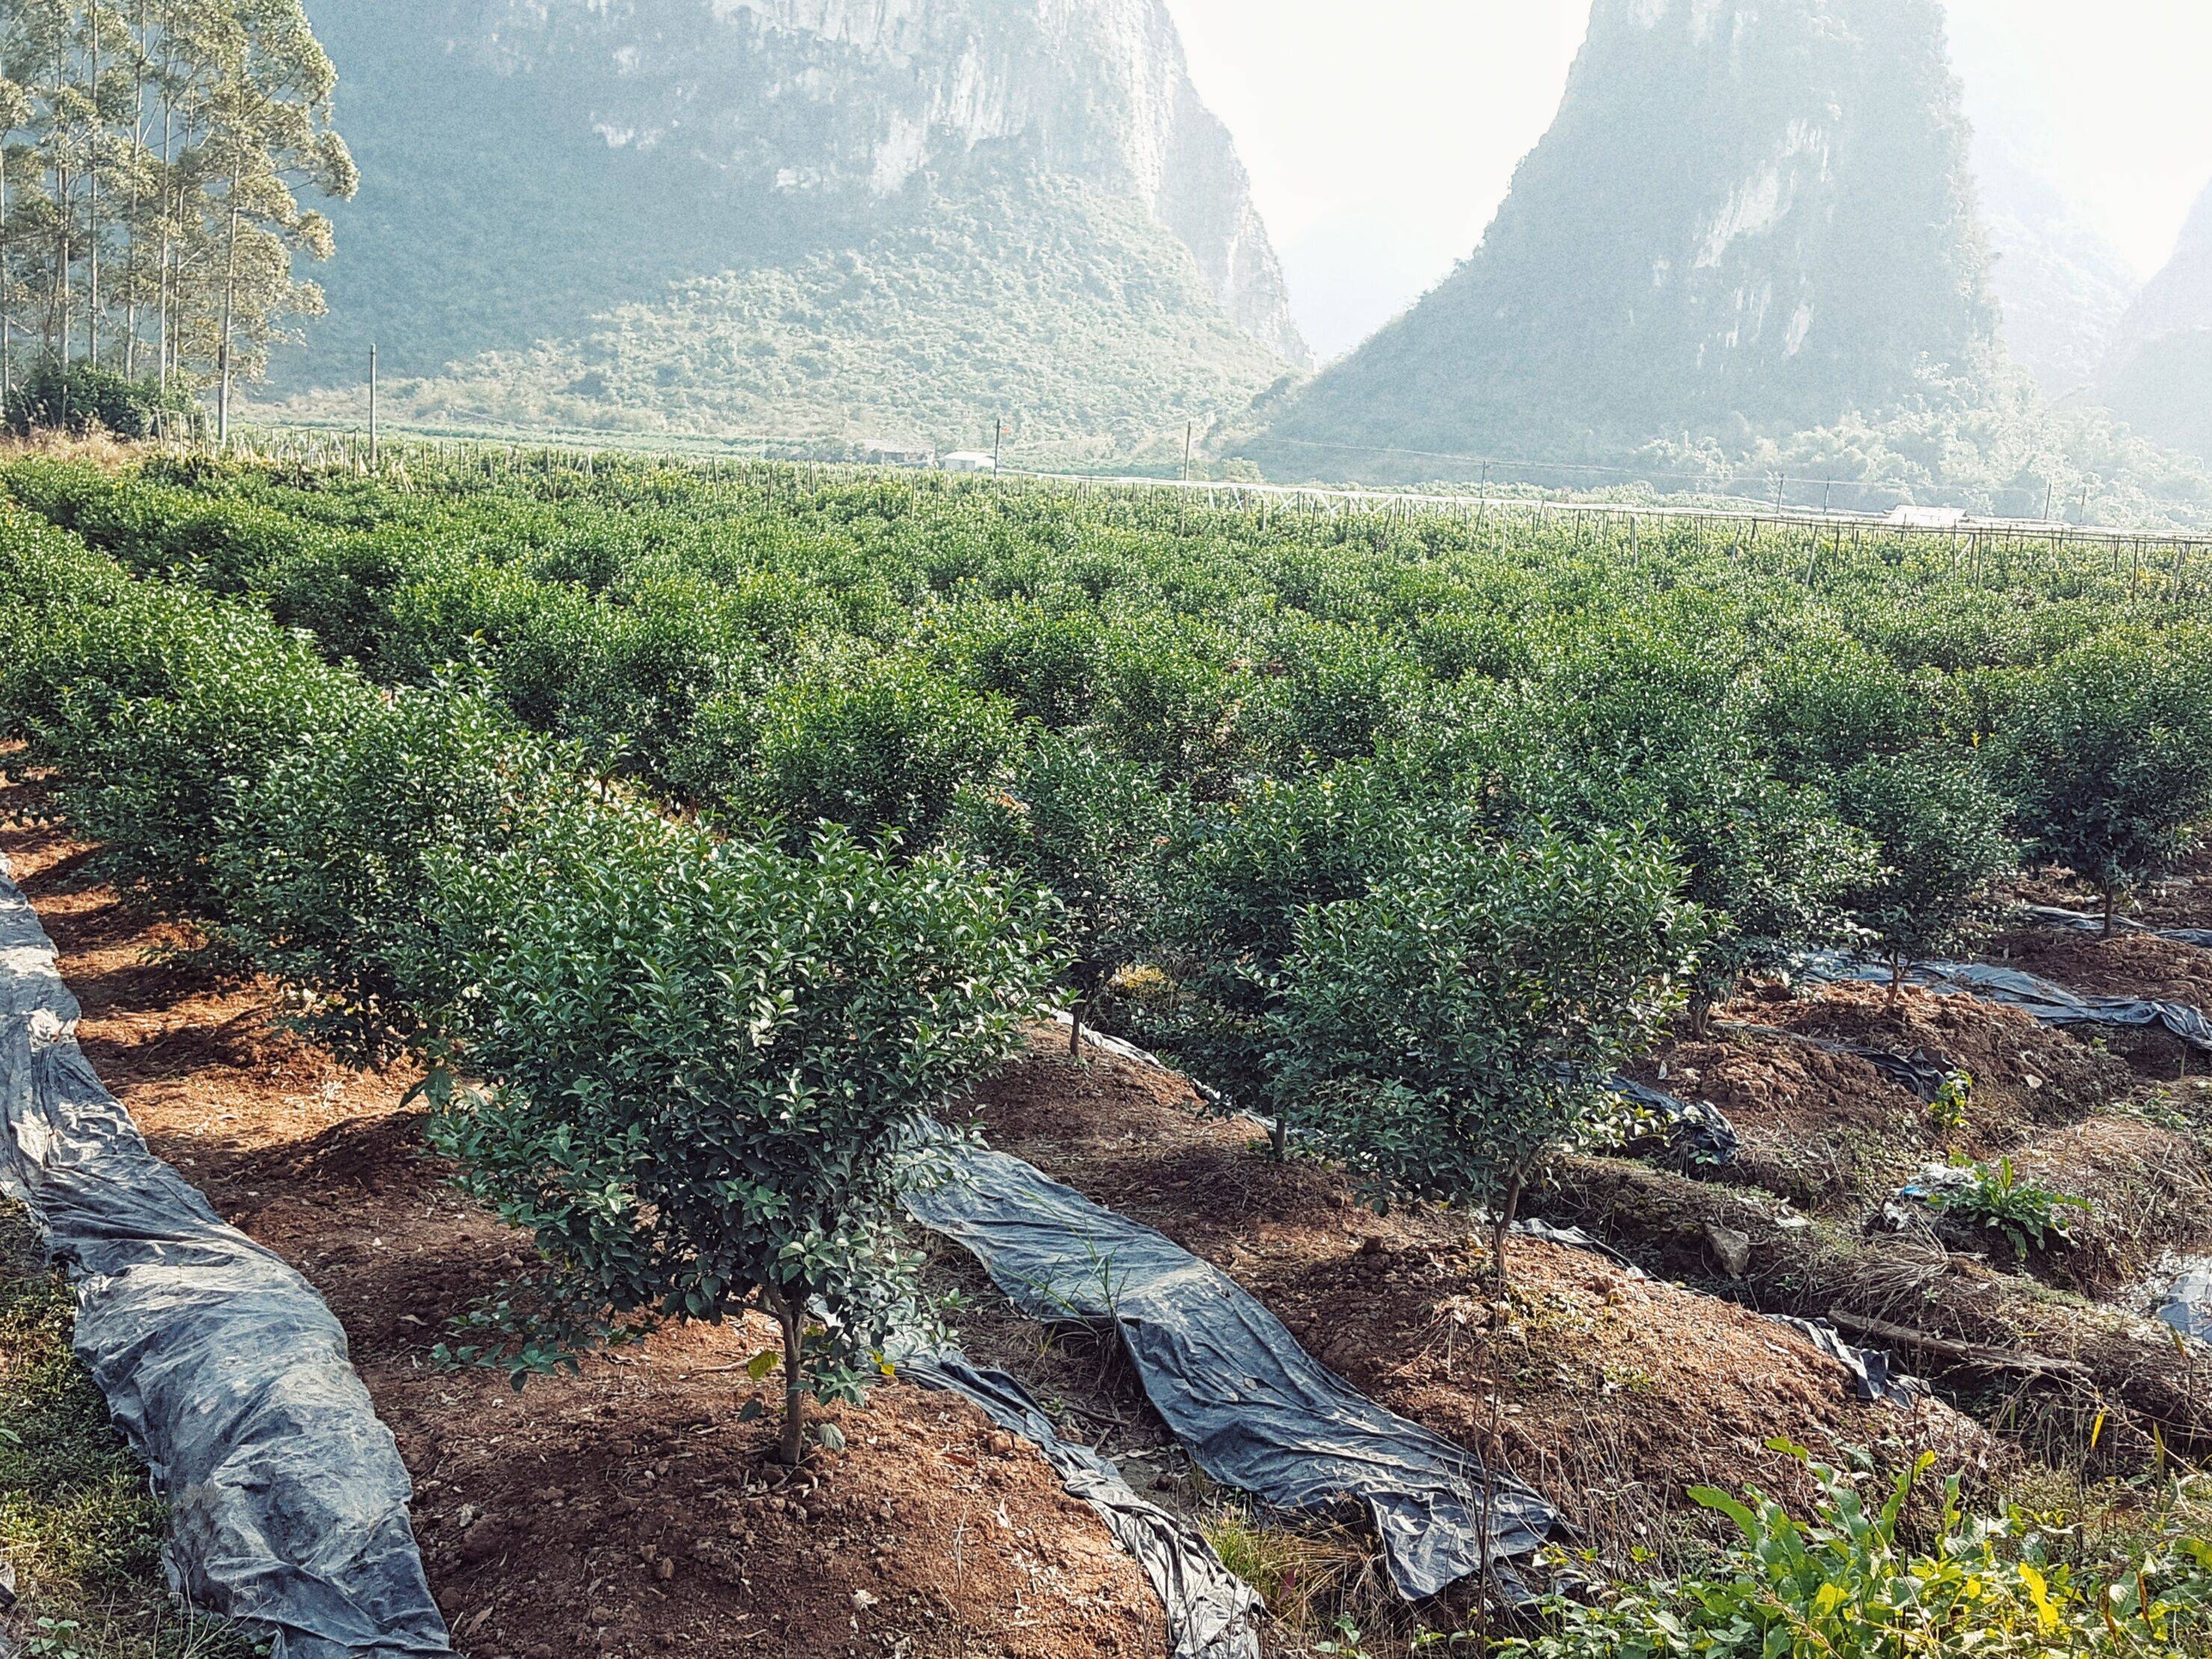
top-left (2, 361), bottom-right (192, 440)
top-left (429, 824), bottom-right (1055, 1463)
top-left (1496, 620), bottom-right (1875, 1026)
top-left (1994, 632), bottom-right (2212, 929)
top-left (212, 680), bottom-right (591, 1060)
top-left (1145, 759), bottom-right (1436, 1150)
top-left (1271, 826), bottom-right (1707, 1278)
top-left (0, 576), bottom-right (370, 915)
top-left (1498, 1447), bottom-right (2212, 1659)
top-left (1833, 742), bottom-right (2016, 998)
top-left (1931, 1156), bottom-right (2092, 1256)
top-left (948, 731), bottom-right (1169, 1051)
top-left (750, 657), bottom-right (1024, 847)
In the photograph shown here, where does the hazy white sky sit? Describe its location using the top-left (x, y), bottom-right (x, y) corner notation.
top-left (1165, 0), bottom-right (2212, 361)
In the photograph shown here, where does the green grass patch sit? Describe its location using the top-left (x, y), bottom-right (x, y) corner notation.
top-left (0, 1203), bottom-right (254, 1659)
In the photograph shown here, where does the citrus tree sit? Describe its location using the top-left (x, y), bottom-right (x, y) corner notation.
top-left (431, 821), bottom-right (1054, 1465)
top-left (1271, 827), bottom-right (1707, 1281)
top-left (1994, 631), bottom-right (2212, 930)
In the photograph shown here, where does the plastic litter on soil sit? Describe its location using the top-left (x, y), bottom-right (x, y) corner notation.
top-left (1794, 950), bottom-right (2212, 1055)
top-left (907, 1127), bottom-right (1570, 1604)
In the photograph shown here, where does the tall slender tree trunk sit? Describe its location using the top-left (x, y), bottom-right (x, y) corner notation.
top-left (1, 144), bottom-right (12, 408)
top-left (125, 2), bottom-right (147, 379)
top-left (88, 7), bottom-right (100, 367)
top-left (217, 153), bottom-right (241, 443)
top-left (155, 94), bottom-right (173, 387)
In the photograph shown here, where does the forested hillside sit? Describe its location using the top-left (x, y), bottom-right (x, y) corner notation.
top-left (1249, 0), bottom-right (1999, 479)
top-left (275, 0), bottom-right (1306, 450)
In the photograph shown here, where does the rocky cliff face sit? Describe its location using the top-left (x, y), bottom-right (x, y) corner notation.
top-left (2101, 183), bottom-right (2212, 460)
top-left (279, 0), bottom-right (1305, 429)
top-left (1249, 0), bottom-right (1998, 479)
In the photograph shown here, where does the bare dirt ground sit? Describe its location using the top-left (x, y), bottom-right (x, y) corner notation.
top-left (0, 776), bottom-right (1176, 1659)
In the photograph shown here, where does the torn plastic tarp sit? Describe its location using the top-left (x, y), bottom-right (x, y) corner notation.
top-left (904, 1132), bottom-right (1569, 1601)
top-left (1792, 950), bottom-right (2212, 1055)
top-left (2015, 904), bottom-right (2212, 951)
top-left (1607, 1075), bottom-right (1740, 1166)
top-left (895, 1347), bottom-right (1262, 1659)
top-left (2148, 1257), bottom-right (2212, 1345)
top-left (1771, 1316), bottom-right (1925, 1408)
top-left (0, 862), bottom-right (449, 1659)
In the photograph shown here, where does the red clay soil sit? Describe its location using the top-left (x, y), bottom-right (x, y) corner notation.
top-left (1984, 927), bottom-right (2212, 1016)
top-left (2012, 851), bottom-right (2212, 933)
top-left (1727, 979), bottom-right (2130, 1138)
top-left (1628, 1031), bottom-right (1917, 1212)
top-left (0, 787), bottom-right (1177, 1659)
top-left (962, 1040), bottom-right (1996, 1551)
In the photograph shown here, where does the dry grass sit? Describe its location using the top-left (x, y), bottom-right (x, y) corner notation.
top-left (0, 431), bottom-right (145, 471)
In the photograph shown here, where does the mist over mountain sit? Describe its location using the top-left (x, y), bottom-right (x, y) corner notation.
top-left (1247, 0), bottom-right (2000, 481)
top-left (2101, 180), bottom-right (2212, 463)
top-left (1972, 129), bottom-right (2141, 401)
top-left (280, 0), bottom-right (1306, 447)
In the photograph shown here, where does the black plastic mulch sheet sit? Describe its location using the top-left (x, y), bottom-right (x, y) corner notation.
top-left (905, 1135), bottom-right (1569, 1602)
top-left (1606, 1076), bottom-right (1740, 1165)
top-left (1794, 950), bottom-right (2212, 1055)
top-left (895, 1349), bottom-right (1262, 1658)
top-left (0, 865), bottom-right (449, 1659)
top-left (2016, 904), bottom-right (2212, 952)
top-left (1771, 1317), bottom-right (1925, 1408)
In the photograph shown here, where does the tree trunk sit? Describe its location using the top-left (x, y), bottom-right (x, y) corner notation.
top-left (1, 143), bottom-right (11, 409)
top-left (2102, 886), bottom-right (2117, 937)
top-left (1068, 999), bottom-right (1085, 1059)
top-left (156, 102), bottom-right (172, 389)
top-left (1887, 951), bottom-right (1905, 1011)
top-left (1487, 1172), bottom-right (1524, 1289)
top-left (88, 8), bottom-right (100, 367)
top-left (1688, 993), bottom-right (1716, 1040)
top-left (774, 1296), bottom-right (808, 1468)
top-left (125, 0), bottom-right (147, 380)
top-left (218, 155), bottom-right (242, 443)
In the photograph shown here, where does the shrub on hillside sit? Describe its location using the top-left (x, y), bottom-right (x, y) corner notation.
top-left (1504, 622), bottom-right (1874, 1025)
top-left (1144, 758), bottom-right (1438, 1151)
top-left (212, 681), bottom-right (592, 1060)
top-left (1270, 827), bottom-right (1705, 1281)
top-left (750, 657), bottom-right (1023, 847)
top-left (948, 731), bottom-right (1170, 1052)
top-left (1833, 742), bottom-right (2016, 997)
top-left (0, 577), bottom-right (369, 915)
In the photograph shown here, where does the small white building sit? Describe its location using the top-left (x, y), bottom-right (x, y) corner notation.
top-left (1885, 504), bottom-right (1968, 530)
top-left (941, 450), bottom-right (999, 474)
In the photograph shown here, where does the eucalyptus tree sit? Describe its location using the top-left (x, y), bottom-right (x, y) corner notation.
top-left (0, 0), bottom-right (349, 423)
top-left (199, 0), bottom-right (353, 438)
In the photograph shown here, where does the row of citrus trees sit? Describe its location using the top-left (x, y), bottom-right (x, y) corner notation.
top-left (7, 469), bottom-right (2212, 1650)
top-left (7, 456), bottom-right (2212, 1275)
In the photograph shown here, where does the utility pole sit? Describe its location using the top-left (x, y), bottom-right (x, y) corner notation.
top-left (992, 416), bottom-right (1002, 474)
top-left (1182, 420), bottom-right (1193, 483)
top-left (368, 343), bottom-right (379, 470)
top-left (2041, 479), bottom-right (2053, 521)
